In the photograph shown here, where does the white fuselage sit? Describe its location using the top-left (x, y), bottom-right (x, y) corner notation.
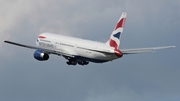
top-left (36, 33), bottom-right (119, 63)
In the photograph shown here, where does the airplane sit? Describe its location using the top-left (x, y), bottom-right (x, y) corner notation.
top-left (4, 12), bottom-right (175, 66)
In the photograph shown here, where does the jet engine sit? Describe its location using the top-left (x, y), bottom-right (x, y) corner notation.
top-left (33, 50), bottom-right (49, 61)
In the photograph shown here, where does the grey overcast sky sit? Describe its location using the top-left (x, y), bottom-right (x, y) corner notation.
top-left (0, 0), bottom-right (179, 101)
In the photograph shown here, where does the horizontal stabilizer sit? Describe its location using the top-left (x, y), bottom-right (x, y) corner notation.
top-left (121, 46), bottom-right (176, 54)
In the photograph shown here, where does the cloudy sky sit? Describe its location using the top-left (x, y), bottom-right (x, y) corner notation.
top-left (0, 0), bottom-right (180, 101)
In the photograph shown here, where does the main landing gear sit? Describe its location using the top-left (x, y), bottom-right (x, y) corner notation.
top-left (66, 60), bottom-right (89, 66)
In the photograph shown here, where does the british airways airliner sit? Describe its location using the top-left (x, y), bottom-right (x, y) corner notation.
top-left (4, 12), bottom-right (175, 65)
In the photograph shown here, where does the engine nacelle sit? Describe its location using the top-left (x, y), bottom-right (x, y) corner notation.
top-left (33, 50), bottom-right (49, 61)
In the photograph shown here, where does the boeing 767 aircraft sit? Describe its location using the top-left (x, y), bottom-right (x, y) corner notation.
top-left (4, 12), bottom-right (175, 65)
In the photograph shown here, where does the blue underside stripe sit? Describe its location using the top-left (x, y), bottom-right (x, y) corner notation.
top-left (73, 56), bottom-right (109, 63)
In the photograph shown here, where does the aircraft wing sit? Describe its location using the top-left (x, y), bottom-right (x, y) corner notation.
top-left (4, 41), bottom-right (176, 55)
top-left (4, 41), bottom-right (74, 57)
top-left (121, 46), bottom-right (176, 54)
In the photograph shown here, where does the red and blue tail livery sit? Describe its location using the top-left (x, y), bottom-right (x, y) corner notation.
top-left (106, 12), bottom-right (126, 50)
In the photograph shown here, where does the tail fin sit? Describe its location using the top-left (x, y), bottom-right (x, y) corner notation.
top-left (106, 12), bottom-right (127, 49)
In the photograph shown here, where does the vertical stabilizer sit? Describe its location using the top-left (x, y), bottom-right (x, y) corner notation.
top-left (106, 12), bottom-right (127, 49)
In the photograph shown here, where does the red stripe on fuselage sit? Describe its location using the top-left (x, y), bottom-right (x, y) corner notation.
top-left (114, 18), bottom-right (126, 30)
top-left (114, 49), bottom-right (123, 57)
top-left (38, 36), bottom-right (46, 38)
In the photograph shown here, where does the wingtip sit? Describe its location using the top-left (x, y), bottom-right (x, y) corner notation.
top-left (4, 40), bottom-right (11, 43)
top-left (170, 46), bottom-right (176, 48)
top-left (160, 46), bottom-right (176, 48)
